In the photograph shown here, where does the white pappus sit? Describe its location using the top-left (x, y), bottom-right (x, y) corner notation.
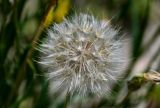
top-left (38, 13), bottom-right (126, 97)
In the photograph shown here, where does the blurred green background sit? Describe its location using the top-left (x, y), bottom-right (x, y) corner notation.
top-left (0, 0), bottom-right (160, 108)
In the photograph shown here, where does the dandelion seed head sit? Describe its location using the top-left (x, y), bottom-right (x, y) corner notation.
top-left (39, 13), bottom-right (126, 97)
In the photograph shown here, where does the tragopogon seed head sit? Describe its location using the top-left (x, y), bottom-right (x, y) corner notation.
top-left (38, 13), bottom-right (126, 97)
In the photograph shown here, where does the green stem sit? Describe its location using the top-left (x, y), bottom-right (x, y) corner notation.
top-left (64, 92), bottom-right (70, 108)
